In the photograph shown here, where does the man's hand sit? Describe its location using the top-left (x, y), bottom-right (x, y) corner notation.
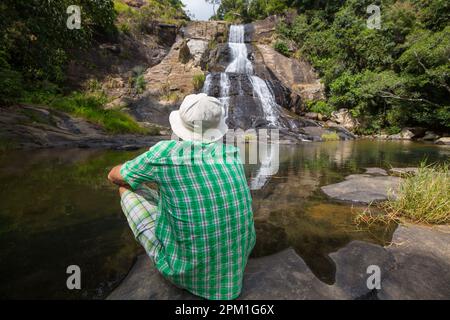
top-left (108, 164), bottom-right (128, 187)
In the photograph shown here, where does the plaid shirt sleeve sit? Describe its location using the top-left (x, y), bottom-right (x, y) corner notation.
top-left (120, 141), bottom-right (169, 189)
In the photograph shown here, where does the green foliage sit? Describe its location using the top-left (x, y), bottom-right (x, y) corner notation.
top-left (192, 73), bottom-right (206, 92)
top-left (272, 0), bottom-right (450, 132)
top-left (273, 40), bottom-right (290, 57)
top-left (114, 0), bottom-right (187, 34)
top-left (321, 132), bottom-right (340, 141)
top-left (307, 100), bottom-right (335, 117)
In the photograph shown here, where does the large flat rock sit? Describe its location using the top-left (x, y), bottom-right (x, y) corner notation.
top-left (108, 224), bottom-right (450, 300)
top-left (321, 173), bottom-right (402, 204)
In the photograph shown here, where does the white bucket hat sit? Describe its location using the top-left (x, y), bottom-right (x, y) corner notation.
top-left (169, 93), bottom-right (228, 143)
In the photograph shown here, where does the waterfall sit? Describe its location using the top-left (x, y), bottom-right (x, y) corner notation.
top-left (226, 26), bottom-right (253, 74)
top-left (201, 24), bottom-right (282, 190)
top-left (249, 76), bottom-right (279, 127)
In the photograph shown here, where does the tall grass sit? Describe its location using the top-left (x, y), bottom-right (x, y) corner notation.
top-left (192, 73), bottom-right (206, 92)
top-left (381, 163), bottom-right (450, 224)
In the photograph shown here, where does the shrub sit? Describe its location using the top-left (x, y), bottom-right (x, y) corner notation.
top-left (321, 132), bottom-right (340, 141)
top-left (192, 73), bottom-right (206, 92)
top-left (273, 40), bottom-right (290, 57)
top-left (307, 100), bottom-right (335, 117)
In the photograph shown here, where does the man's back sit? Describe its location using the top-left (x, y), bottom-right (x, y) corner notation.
top-left (120, 140), bottom-right (256, 300)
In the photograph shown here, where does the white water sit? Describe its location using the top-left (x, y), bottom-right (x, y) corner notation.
top-left (249, 76), bottom-right (279, 127)
top-left (202, 25), bottom-right (282, 190)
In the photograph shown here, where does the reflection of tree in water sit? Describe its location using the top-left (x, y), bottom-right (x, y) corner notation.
top-left (0, 148), bottom-right (145, 299)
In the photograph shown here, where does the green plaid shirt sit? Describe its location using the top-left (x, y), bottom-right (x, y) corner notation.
top-left (120, 140), bottom-right (256, 300)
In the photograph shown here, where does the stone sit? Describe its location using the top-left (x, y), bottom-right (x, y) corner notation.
top-left (330, 109), bottom-right (359, 131)
top-left (389, 127), bottom-right (426, 140)
top-left (186, 39), bottom-right (208, 65)
top-left (304, 112), bottom-right (319, 120)
top-left (365, 168), bottom-right (388, 176)
top-left (99, 43), bottom-right (121, 54)
top-left (108, 223), bottom-right (450, 300)
top-left (378, 224), bottom-right (450, 300)
top-left (435, 137), bottom-right (450, 145)
top-left (422, 131), bottom-right (440, 141)
top-left (389, 167), bottom-right (419, 176)
top-left (321, 174), bottom-right (402, 203)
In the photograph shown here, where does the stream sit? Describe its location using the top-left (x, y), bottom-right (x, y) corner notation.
top-left (0, 140), bottom-right (448, 299)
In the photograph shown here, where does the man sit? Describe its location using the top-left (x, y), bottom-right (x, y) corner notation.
top-left (108, 93), bottom-right (256, 300)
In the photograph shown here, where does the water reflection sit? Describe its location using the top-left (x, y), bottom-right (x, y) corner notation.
top-left (0, 140), bottom-right (448, 298)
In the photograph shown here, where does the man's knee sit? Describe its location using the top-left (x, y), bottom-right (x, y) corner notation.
top-left (119, 185), bottom-right (131, 196)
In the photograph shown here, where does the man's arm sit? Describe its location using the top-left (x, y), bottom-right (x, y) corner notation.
top-left (108, 164), bottom-right (129, 187)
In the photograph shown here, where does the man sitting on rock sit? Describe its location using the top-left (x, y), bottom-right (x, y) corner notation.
top-left (108, 93), bottom-right (256, 300)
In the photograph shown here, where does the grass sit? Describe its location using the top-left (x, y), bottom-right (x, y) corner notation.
top-left (382, 163), bottom-right (449, 224)
top-left (192, 73), bottom-right (206, 92)
top-left (356, 163), bottom-right (450, 225)
top-left (321, 132), bottom-right (340, 141)
top-left (22, 90), bottom-right (149, 135)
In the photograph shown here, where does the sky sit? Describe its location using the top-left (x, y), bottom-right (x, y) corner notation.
top-left (181, 0), bottom-right (217, 21)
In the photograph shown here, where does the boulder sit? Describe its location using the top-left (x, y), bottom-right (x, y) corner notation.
top-left (389, 127), bottom-right (426, 140)
top-left (186, 39), bottom-right (208, 66)
top-left (435, 137), bottom-right (450, 145)
top-left (422, 131), bottom-right (440, 141)
top-left (330, 109), bottom-right (359, 131)
top-left (389, 167), bottom-right (419, 176)
top-left (304, 112), bottom-right (319, 120)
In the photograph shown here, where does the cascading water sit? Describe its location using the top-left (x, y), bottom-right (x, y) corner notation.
top-left (202, 25), bottom-right (282, 190)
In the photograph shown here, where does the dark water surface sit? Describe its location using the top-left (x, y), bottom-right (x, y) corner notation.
top-left (0, 140), bottom-right (448, 298)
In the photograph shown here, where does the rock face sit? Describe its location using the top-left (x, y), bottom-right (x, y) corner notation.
top-left (321, 169), bottom-right (402, 203)
top-left (108, 224), bottom-right (450, 300)
top-left (255, 44), bottom-right (324, 113)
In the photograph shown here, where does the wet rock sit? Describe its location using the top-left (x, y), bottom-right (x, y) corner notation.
top-left (330, 109), bottom-right (359, 131)
top-left (321, 174), bottom-right (402, 204)
top-left (435, 137), bottom-right (450, 145)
